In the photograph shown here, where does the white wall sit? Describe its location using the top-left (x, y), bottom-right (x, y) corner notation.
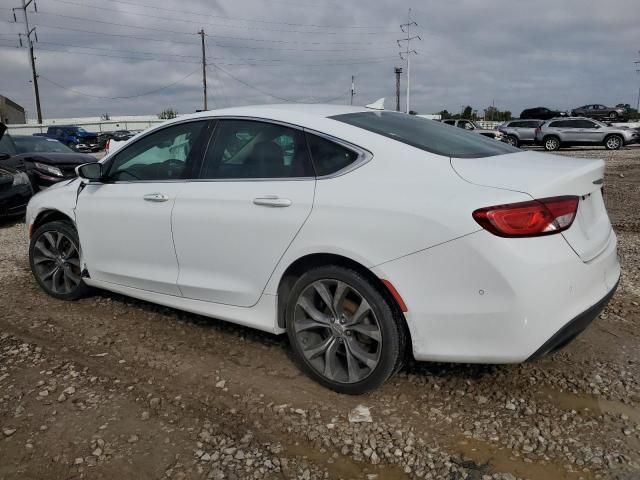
top-left (7, 116), bottom-right (166, 135)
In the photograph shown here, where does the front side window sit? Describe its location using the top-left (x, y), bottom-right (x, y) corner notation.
top-left (457, 120), bottom-right (474, 130)
top-left (331, 111), bottom-right (519, 158)
top-left (201, 120), bottom-right (313, 179)
top-left (107, 121), bottom-right (206, 181)
top-left (443, 120), bottom-right (455, 125)
top-left (0, 133), bottom-right (17, 156)
top-left (575, 120), bottom-right (598, 129)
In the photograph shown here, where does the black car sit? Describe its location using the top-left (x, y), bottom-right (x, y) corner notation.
top-left (1, 131), bottom-right (97, 191)
top-left (0, 126), bottom-right (33, 218)
top-left (519, 107), bottom-right (567, 120)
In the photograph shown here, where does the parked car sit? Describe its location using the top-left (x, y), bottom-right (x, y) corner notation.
top-left (534, 117), bottom-right (639, 151)
top-left (26, 105), bottom-right (619, 394)
top-left (440, 119), bottom-right (504, 141)
top-left (571, 104), bottom-right (627, 121)
top-left (34, 125), bottom-right (101, 152)
top-left (8, 135), bottom-right (97, 191)
top-left (498, 119), bottom-right (544, 147)
top-left (519, 107), bottom-right (567, 120)
top-left (0, 124), bottom-right (33, 218)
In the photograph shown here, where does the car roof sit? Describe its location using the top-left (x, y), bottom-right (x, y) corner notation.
top-left (176, 103), bottom-right (370, 121)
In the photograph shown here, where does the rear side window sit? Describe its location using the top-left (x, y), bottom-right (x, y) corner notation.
top-left (549, 120), bottom-right (568, 128)
top-left (201, 120), bottom-right (314, 179)
top-left (305, 133), bottom-right (359, 176)
top-left (330, 111), bottom-right (519, 158)
top-left (507, 121), bottom-right (523, 128)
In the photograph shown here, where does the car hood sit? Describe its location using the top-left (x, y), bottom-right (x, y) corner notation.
top-left (13, 152), bottom-right (97, 166)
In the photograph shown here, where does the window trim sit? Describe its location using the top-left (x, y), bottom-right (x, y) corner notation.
top-left (97, 118), bottom-right (212, 184)
top-left (191, 116), bottom-right (371, 182)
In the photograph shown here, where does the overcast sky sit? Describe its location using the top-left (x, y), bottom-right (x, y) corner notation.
top-left (1, 0), bottom-right (639, 120)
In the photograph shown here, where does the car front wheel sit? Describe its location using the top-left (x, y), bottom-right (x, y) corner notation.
top-left (29, 220), bottom-right (90, 300)
top-left (604, 135), bottom-right (623, 150)
top-left (504, 135), bottom-right (519, 147)
top-left (544, 136), bottom-right (561, 151)
top-left (609, 112), bottom-right (618, 120)
top-left (285, 265), bottom-right (405, 394)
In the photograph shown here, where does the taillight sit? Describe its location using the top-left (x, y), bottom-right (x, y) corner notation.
top-left (473, 196), bottom-right (579, 238)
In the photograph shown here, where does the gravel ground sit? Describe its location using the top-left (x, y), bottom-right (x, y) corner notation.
top-left (1, 146), bottom-right (639, 480)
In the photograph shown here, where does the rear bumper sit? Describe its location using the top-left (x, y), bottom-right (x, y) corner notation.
top-left (527, 279), bottom-right (618, 361)
top-left (372, 228), bottom-right (620, 363)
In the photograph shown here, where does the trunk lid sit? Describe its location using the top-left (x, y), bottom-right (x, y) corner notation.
top-left (451, 151), bottom-right (612, 262)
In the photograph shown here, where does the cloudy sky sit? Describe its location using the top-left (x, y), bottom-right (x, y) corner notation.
top-left (1, 0), bottom-right (639, 120)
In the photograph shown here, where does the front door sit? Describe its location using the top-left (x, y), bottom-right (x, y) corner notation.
top-left (172, 119), bottom-right (316, 308)
top-left (75, 120), bottom-right (208, 295)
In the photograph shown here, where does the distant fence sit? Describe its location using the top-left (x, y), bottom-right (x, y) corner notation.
top-left (6, 119), bottom-right (165, 135)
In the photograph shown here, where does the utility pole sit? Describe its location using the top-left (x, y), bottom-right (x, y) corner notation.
top-left (394, 67), bottom-right (403, 111)
top-left (198, 29), bottom-right (208, 111)
top-left (14, 0), bottom-right (42, 123)
top-left (398, 8), bottom-right (420, 114)
top-left (350, 75), bottom-right (355, 105)
top-left (635, 51), bottom-right (640, 120)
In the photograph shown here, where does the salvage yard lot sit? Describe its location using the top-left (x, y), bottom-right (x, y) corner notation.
top-left (1, 147), bottom-right (639, 480)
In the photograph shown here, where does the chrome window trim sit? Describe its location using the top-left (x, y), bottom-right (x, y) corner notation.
top-left (96, 115), bottom-right (372, 184)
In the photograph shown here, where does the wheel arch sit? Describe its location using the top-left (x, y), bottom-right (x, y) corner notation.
top-left (275, 253), bottom-right (411, 349)
top-left (30, 209), bottom-right (75, 237)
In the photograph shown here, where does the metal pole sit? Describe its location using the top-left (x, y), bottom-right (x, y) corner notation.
top-left (405, 9), bottom-right (411, 114)
top-left (21, 0), bottom-right (42, 123)
top-left (199, 29), bottom-right (208, 111)
top-left (350, 75), bottom-right (355, 105)
top-left (394, 67), bottom-right (402, 111)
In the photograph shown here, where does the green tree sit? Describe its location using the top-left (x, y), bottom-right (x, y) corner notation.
top-left (158, 108), bottom-right (178, 119)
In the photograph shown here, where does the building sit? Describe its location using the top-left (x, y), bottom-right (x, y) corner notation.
top-left (0, 96), bottom-right (27, 124)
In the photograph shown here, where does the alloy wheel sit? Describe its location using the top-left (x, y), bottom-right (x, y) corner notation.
top-left (293, 279), bottom-right (382, 384)
top-left (545, 138), bottom-right (559, 150)
top-left (606, 136), bottom-right (621, 149)
top-left (505, 136), bottom-right (517, 147)
top-left (32, 231), bottom-right (82, 295)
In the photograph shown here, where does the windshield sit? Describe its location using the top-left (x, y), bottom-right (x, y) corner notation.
top-left (330, 112), bottom-right (519, 158)
top-left (14, 136), bottom-right (74, 153)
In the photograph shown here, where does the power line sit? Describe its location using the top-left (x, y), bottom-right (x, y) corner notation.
top-left (51, 0), bottom-right (385, 30)
top-left (35, 7), bottom-right (397, 36)
top-left (209, 64), bottom-right (348, 103)
top-left (39, 67), bottom-right (201, 99)
top-left (18, 21), bottom-right (393, 46)
top-left (398, 8), bottom-right (421, 113)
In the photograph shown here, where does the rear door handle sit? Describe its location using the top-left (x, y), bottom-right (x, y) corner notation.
top-left (253, 195), bottom-right (292, 207)
top-left (143, 193), bottom-right (169, 202)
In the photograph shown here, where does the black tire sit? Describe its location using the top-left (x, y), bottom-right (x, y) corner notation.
top-left (505, 135), bottom-right (519, 148)
top-left (608, 111), bottom-right (618, 120)
top-left (29, 220), bottom-right (90, 301)
top-left (285, 265), bottom-right (406, 395)
top-left (543, 136), bottom-right (561, 151)
top-left (604, 134), bottom-right (623, 150)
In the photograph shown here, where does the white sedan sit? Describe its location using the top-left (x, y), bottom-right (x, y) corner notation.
top-left (25, 104), bottom-right (620, 394)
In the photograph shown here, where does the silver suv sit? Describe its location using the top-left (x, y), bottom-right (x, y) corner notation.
top-left (534, 117), bottom-right (639, 151)
top-left (440, 119), bottom-right (504, 141)
top-left (498, 119), bottom-right (544, 147)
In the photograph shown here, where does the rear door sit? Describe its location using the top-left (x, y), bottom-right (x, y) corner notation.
top-left (519, 121), bottom-right (540, 141)
top-left (171, 119), bottom-right (316, 308)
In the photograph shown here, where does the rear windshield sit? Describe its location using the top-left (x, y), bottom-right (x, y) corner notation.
top-left (330, 112), bottom-right (519, 158)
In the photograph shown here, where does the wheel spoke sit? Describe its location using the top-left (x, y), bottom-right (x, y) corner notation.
top-left (35, 242), bottom-right (57, 260)
top-left (345, 298), bottom-right (371, 326)
top-left (322, 339), bottom-right (340, 380)
top-left (43, 232), bottom-right (58, 253)
top-left (345, 337), bottom-right (378, 370)
top-left (40, 265), bottom-right (58, 282)
top-left (296, 296), bottom-right (330, 325)
top-left (33, 255), bottom-right (55, 265)
top-left (313, 281), bottom-right (336, 316)
top-left (303, 336), bottom-right (334, 360)
top-left (295, 318), bottom-right (330, 333)
top-left (332, 281), bottom-right (348, 315)
top-left (344, 343), bottom-right (360, 382)
top-left (66, 257), bottom-right (81, 268)
top-left (65, 268), bottom-right (81, 286)
top-left (348, 323), bottom-right (381, 342)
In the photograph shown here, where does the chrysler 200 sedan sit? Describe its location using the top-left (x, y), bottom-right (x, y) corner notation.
top-left (25, 104), bottom-right (620, 394)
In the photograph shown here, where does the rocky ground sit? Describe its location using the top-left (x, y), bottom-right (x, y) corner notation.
top-left (1, 146), bottom-right (639, 480)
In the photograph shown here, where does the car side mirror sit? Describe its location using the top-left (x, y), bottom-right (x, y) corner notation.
top-left (76, 162), bottom-right (103, 181)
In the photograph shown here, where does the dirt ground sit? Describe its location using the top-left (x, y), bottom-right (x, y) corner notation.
top-left (1, 146), bottom-right (639, 480)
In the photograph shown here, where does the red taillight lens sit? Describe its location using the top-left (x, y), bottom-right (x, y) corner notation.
top-left (473, 196), bottom-right (579, 237)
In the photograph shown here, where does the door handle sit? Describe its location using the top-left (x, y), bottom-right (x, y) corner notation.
top-left (253, 195), bottom-right (292, 207)
top-left (143, 193), bottom-right (169, 202)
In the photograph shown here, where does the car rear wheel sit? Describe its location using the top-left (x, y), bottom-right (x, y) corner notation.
top-left (544, 136), bottom-right (560, 151)
top-left (29, 221), bottom-right (90, 301)
top-left (609, 111), bottom-right (618, 120)
top-left (285, 265), bottom-right (405, 394)
top-left (604, 135), bottom-right (623, 150)
top-left (505, 135), bottom-right (519, 147)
